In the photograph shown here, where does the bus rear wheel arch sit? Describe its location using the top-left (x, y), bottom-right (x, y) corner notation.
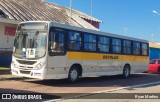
top-left (122, 64), bottom-right (131, 78)
top-left (68, 64), bottom-right (82, 82)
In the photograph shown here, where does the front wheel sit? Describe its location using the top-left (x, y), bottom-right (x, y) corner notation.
top-left (123, 65), bottom-right (130, 78)
top-left (68, 67), bottom-right (79, 82)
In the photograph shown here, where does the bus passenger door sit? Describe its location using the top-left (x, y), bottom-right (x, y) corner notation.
top-left (47, 27), bottom-right (68, 78)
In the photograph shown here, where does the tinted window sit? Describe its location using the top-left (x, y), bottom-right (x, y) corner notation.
top-left (133, 42), bottom-right (140, 55)
top-left (112, 38), bottom-right (121, 53)
top-left (68, 32), bottom-right (81, 51)
top-left (123, 40), bottom-right (131, 54)
top-left (142, 43), bottom-right (148, 55)
top-left (158, 60), bottom-right (160, 64)
top-left (98, 36), bottom-right (110, 52)
top-left (149, 60), bottom-right (156, 64)
top-left (49, 31), bottom-right (65, 55)
top-left (84, 34), bottom-right (96, 51)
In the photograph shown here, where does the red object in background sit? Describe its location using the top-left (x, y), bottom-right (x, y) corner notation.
top-left (5, 26), bottom-right (16, 36)
top-left (148, 59), bottom-right (160, 73)
top-left (82, 18), bottom-right (100, 29)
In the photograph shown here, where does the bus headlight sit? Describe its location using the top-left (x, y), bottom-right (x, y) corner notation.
top-left (34, 62), bottom-right (45, 70)
top-left (14, 64), bottom-right (18, 68)
top-left (13, 62), bottom-right (18, 68)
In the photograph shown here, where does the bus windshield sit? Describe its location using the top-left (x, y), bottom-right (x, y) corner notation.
top-left (13, 31), bottom-right (47, 59)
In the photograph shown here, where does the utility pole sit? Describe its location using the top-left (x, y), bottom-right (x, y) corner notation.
top-left (123, 28), bottom-right (128, 36)
top-left (90, 0), bottom-right (93, 25)
top-left (91, 0), bottom-right (92, 17)
top-left (151, 34), bottom-right (154, 42)
top-left (70, 0), bottom-right (72, 24)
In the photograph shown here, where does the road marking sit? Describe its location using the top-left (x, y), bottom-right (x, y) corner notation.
top-left (95, 81), bottom-right (160, 93)
top-left (44, 81), bottom-right (160, 102)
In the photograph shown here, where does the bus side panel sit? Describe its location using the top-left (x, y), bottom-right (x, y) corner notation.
top-left (98, 60), bottom-right (119, 75)
top-left (68, 52), bottom-right (98, 76)
top-left (68, 52), bottom-right (122, 76)
top-left (46, 54), bottom-right (68, 79)
top-left (134, 56), bottom-right (149, 73)
top-left (121, 55), bottom-right (149, 74)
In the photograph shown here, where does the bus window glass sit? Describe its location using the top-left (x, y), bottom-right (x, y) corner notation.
top-left (123, 40), bottom-right (131, 54)
top-left (133, 42), bottom-right (140, 55)
top-left (142, 43), bottom-right (148, 55)
top-left (49, 32), bottom-right (65, 54)
top-left (13, 31), bottom-right (47, 58)
top-left (68, 32), bottom-right (81, 51)
top-left (98, 36), bottom-right (110, 52)
top-left (112, 38), bottom-right (121, 53)
top-left (84, 34), bottom-right (96, 51)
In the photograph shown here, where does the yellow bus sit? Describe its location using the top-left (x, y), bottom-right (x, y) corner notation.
top-left (11, 21), bottom-right (149, 82)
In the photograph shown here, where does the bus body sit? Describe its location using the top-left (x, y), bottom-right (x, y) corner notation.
top-left (11, 21), bottom-right (149, 82)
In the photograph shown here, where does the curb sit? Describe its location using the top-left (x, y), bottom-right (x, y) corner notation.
top-left (0, 76), bottom-right (25, 81)
top-left (0, 69), bottom-right (11, 75)
top-left (0, 68), bottom-right (10, 70)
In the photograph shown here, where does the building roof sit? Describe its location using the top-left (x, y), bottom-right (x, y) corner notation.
top-left (0, 0), bottom-right (101, 30)
top-left (149, 42), bottom-right (160, 49)
top-left (156, 43), bottom-right (160, 45)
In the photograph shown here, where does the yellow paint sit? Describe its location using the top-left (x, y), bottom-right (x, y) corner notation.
top-left (68, 52), bottom-right (148, 62)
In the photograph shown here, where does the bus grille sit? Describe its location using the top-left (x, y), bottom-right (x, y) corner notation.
top-left (19, 66), bottom-right (33, 69)
top-left (20, 70), bottom-right (31, 74)
top-left (17, 60), bottom-right (36, 65)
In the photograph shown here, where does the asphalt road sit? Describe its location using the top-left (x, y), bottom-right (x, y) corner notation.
top-left (0, 73), bottom-right (160, 102)
top-left (61, 82), bottom-right (160, 102)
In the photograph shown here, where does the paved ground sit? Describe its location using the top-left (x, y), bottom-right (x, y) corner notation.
top-left (0, 73), bottom-right (160, 102)
top-left (60, 84), bottom-right (160, 102)
top-left (1, 73), bottom-right (160, 93)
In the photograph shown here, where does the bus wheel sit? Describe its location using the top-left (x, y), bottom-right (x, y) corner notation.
top-left (68, 66), bottom-right (79, 82)
top-left (123, 65), bottom-right (130, 78)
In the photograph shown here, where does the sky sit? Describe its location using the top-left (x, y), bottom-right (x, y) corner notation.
top-left (48, 0), bottom-right (160, 42)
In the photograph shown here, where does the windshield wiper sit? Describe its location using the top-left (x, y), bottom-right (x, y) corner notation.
top-left (31, 31), bottom-right (39, 48)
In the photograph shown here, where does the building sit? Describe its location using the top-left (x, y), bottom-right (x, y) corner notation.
top-left (149, 42), bottom-right (160, 60)
top-left (156, 43), bottom-right (160, 45)
top-left (0, 0), bottom-right (101, 66)
top-left (0, 19), bottom-right (19, 67)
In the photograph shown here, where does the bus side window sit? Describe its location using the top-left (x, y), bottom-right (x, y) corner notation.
top-left (98, 36), bottom-right (110, 53)
top-left (123, 40), bottom-right (131, 54)
top-left (68, 32), bottom-right (81, 51)
top-left (49, 31), bottom-right (65, 55)
top-left (133, 42), bottom-right (140, 55)
top-left (112, 38), bottom-right (121, 53)
top-left (142, 43), bottom-right (148, 56)
top-left (84, 34), bottom-right (96, 52)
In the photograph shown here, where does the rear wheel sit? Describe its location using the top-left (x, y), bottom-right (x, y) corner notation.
top-left (123, 65), bottom-right (130, 78)
top-left (68, 66), bottom-right (79, 82)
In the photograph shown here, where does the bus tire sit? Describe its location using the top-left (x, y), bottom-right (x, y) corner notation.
top-left (68, 66), bottom-right (79, 82)
top-left (123, 65), bottom-right (130, 78)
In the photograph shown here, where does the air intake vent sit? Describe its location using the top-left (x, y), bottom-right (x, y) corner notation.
top-left (20, 70), bottom-right (31, 74)
top-left (17, 60), bottom-right (36, 65)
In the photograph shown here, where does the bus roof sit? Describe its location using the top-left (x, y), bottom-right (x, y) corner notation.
top-left (50, 22), bottom-right (148, 43)
top-left (19, 21), bottom-right (148, 43)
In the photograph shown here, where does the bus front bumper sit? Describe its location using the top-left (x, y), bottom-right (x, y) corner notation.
top-left (11, 66), bottom-right (46, 80)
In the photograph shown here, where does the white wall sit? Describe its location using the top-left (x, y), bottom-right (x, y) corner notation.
top-left (0, 23), bottom-right (17, 51)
